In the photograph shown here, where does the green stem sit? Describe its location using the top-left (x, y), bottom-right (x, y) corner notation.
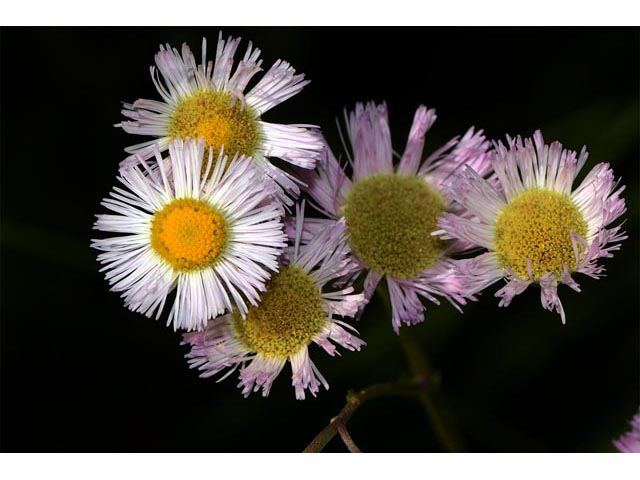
top-left (304, 288), bottom-right (465, 452)
top-left (398, 330), bottom-right (465, 452)
top-left (302, 378), bottom-right (423, 453)
top-left (376, 285), bottom-right (465, 452)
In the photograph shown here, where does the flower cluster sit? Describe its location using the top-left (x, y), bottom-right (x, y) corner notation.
top-left (92, 32), bottom-right (626, 400)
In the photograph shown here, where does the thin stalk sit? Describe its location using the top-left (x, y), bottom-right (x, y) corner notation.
top-left (376, 285), bottom-right (465, 451)
top-left (337, 423), bottom-right (362, 453)
top-left (303, 378), bottom-right (423, 453)
top-left (398, 330), bottom-right (465, 452)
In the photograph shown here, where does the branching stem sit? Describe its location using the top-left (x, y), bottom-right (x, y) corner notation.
top-left (302, 378), bottom-right (424, 452)
top-left (399, 330), bottom-right (465, 452)
top-left (303, 289), bottom-right (465, 452)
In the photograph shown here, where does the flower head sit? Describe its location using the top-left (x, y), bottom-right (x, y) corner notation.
top-left (437, 130), bottom-right (626, 323)
top-left (117, 33), bottom-right (324, 203)
top-left (92, 138), bottom-right (286, 331)
top-left (614, 408), bottom-right (640, 453)
top-left (182, 205), bottom-right (366, 399)
top-left (299, 102), bottom-right (492, 332)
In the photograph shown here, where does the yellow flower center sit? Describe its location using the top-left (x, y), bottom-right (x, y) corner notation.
top-left (494, 188), bottom-right (587, 280)
top-left (150, 198), bottom-right (227, 271)
top-left (167, 90), bottom-right (260, 158)
top-left (343, 173), bottom-right (446, 279)
top-left (232, 266), bottom-right (326, 359)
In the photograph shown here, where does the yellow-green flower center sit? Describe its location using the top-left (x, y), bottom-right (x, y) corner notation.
top-left (167, 90), bottom-right (261, 158)
top-left (232, 266), bottom-right (327, 359)
top-left (494, 188), bottom-right (587, 280)
top-left (150, 198), bottom-right (227, 271)
top-left (343, 173), bottom-right (446, 279)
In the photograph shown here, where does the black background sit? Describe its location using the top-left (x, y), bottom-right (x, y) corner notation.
top-left (1, 27), bottom-right (638, 452)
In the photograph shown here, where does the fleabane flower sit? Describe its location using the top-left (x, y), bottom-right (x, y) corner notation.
top-left (182, 205), bottom-right (366, 399)
top-left (437, 130), bottom-right (627, 323)
top-left (299, 102), bottom-right (491, 332)
top-left (614, 407), bottom-right (640, 453)
top-left (92, 138), bottom-right (286, 331)
top-left (117, 33), bottom-right (323, 203)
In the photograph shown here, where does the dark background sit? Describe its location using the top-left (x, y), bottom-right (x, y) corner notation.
top-left (1, 27), bottom-right (638, 452)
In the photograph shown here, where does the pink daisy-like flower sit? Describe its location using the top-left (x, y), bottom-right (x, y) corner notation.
top-left (437, 130), bottom-right (627, 323)
top-left (182, 204), bottom-right (366, 399)
top-left (614, 408), bottom-right (640, 453)
top-left (299, 102), bottom-right (491, 332)
top-left (116, 33), bottom-right (324, 203)
top-left (92, 138), bottom-right (286, 331)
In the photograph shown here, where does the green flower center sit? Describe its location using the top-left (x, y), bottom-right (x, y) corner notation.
top-left (494, 188), bottom-right (587, 280)
top-left (232, 266), bottom-right (327, 359)
top-left (168, 90), bottom-right (261, 159)
top-left (343, 173), bottom-right (446, 279)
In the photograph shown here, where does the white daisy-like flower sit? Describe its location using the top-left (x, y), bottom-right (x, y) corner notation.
top-left (117, 33), bottom-right (324, 203)
top-left (92, 138), bottom-right (286, 331)
top-left (437, 130), bottom-right (627, 323)
top-left (182, 204), bottom-right (366, 400)
top-left (298, 102), bottom-right (492, 332)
